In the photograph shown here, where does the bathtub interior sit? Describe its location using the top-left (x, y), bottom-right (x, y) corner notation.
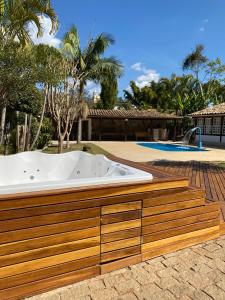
top-left (0, 151), bottom-right (153, 189)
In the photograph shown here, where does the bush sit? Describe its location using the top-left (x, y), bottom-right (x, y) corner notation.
top-left (35, 117), bottom-right (54, 149)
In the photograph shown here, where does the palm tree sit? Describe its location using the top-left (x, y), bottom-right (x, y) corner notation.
top-left (182, 44), bottom-right (208, 80)
top-left (0, 0), bottom-right (58, 44)
top-left (0, 0), bottom-right (57, 145)
top-left (61, 25), bottom-right (123, 143)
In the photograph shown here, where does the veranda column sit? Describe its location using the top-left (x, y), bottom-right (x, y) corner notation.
top-left (88, 118), bottom-right (92, 141)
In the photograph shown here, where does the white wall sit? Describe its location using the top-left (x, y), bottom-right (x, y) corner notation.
top-left (196, 135), bottom-right (222, 143)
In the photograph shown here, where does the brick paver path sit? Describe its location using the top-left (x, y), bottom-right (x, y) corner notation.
top-left (28, 235), bottom-right (225, 300)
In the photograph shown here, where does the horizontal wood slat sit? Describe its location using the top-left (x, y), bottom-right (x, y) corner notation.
top-left (101, 246), bottom-right (140, 263)
top-left (0, 227), bottom-right (100, 256)
top-left (0, 179), bottom-right (189, 210)
top-left (0, 256), bottom-right (100, 291)
top-left (142, 229), bottom-right (219, 261)
top-left (0, 266), bottom-right (100, 300)
top-left (0, 246), bottom-right (100, 279)
top-left (143, 190), bottom-right (205, 207)
top-left (101, 210), bottom-right (141, 225)
top-left (101, 254), bottom-right (142, 274)
top-left (143, 198), bottom-right (205, 217)
top-left (0, 208), bottom-right (100, 233)
top-left (143, 211), bottom-right (219, 235)
top-left (101, 201), bottom-right (141, 215)
top-left (0, 236), bottom-right (100, 268)
top-left (0, 217), bottom-right (100, 244)
top-left (143, 202), bottom-right (219, 226)
top-left (101, 237), bottom-right (140, 253)
top-left (101, 228), bottom-right (141, 244)
top-left (142, 225), bottom-right (220, 252)
top-left (101, 219), bottom-right (141, 234)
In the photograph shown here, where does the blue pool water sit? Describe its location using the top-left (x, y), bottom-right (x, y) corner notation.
top-left (137, 142), bottom-right (208, 152)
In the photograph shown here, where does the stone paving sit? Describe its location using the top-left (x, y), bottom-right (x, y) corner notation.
top-left (27, 235), bottom-right (225, 300)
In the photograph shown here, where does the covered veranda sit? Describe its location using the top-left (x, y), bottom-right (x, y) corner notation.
top-left (73, 109), bottom-right (182, 141)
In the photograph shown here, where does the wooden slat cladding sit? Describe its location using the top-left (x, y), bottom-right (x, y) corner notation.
top-left (102, 201), bottom-right (141, 215)
top-left (101, 219), bottom-right (141, 234)
top-left (0, 227), bottom-right (100, 256)
top-left (100, 200), bottom-right (142, 268)
top-left (101, 210), bottom-right (141, 225)
top-left (0, 246), bottom-right (100, 279)
top-left (0, 236), bottom-right (100, 268)
top-left (143, 202), bottom-right (219, 226)
top-left (101, 228), bottom-right (141, 243)
top-left (0, 208), bottom-right (100, 233)
top-left (101, 255), bottom-right (142, 274)
top-left (143, 219), bottom-right (219, 246)
top-left (102, 237), bottom-right (141, 253)
top-left (143, 189), bottom-right (205, 207)
top-left (142, 227), bottom-right (220, 261)
top-left (142, 226), bottom-right (220, 253)
top-left (0, 256), bottom-right (100, 290)
top-left (0, 217), bottom-right (100, 244)
top-left (0, 178), bottom-right (189, 210)
top-left (0, 266), bottom-right (100, 300)
top-left (0, 158), bottom-right (221, 299)
top-left (143, 198), bottom-right (205, 217)
top-left (101, 246), bottom-right (140, 263)
top-left (143, 211), bottom-right (219, 235)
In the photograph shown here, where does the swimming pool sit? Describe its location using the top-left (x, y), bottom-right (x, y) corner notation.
top-left (137, 142), bottom-right (208, 152)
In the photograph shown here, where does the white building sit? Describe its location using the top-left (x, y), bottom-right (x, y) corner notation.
top-left (190, 103), bottom-right (225, 144)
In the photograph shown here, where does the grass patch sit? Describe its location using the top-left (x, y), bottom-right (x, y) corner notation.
top-left (43, 143), bottom-right (111, 156)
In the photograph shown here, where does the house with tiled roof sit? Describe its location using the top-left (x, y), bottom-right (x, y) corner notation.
top-left (71, 109), bottom-right (181, 141)
top-left (190, 103), bottom-right (225, 144)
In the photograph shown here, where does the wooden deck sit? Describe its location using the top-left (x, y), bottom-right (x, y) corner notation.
top-left (147, 161), bottom-right (225, 227)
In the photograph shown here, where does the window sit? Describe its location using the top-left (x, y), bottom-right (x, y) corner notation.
top-left (197, 118), bottom-right (204, 132)
top-left (204, 118), bottom-right (212, 134)
top-left (222, 118), bottom-right (225, 135)
top-left (212, 117), bottom-right (221, 135)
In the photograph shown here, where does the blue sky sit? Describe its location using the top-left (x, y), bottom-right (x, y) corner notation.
top-left (42, 0), bottom-right (225, 96)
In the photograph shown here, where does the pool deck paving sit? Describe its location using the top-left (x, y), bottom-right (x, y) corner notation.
top-left (93, 141), bottom-right (225, 162)
top-left (27, 235), bottom-right (225, 300)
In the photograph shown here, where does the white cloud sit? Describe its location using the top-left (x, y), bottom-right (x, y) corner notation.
top-left (28, 15), bottom-right (61, 48)
top-left (135, 69), bottom-right (160, 88)
top-left (130, 62), bottom-right (160, 88)
top-left (199, 18), bottom-right (209, 33)
top-left (131, 62), bottom-right (143, 71)
top-left (85, 81), bottom-right (101, 95)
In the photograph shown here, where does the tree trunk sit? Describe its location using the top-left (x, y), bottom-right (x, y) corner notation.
top-left (58, 136), bottom-right (64, 153)
top-left (30, 85), bottom-right (48, 150)
top-left (22, 113), bottom-right (28, 152)
top-left (16, 111), bottom-right (20, 152)
top-left (0, 106), bottom-right (6, 145)
top-left (77, 117), bottom-right (82, 144)
top-left (66, 132), bottom-right (70, 149)
top-left (25, 114), bottom-right (32, 151)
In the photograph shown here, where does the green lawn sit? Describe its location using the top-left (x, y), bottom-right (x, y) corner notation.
top-left (43, 143), bottom-right (111, 156)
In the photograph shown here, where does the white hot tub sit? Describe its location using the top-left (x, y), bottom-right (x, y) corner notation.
top-left (0, 151), bottom-right (153, 194)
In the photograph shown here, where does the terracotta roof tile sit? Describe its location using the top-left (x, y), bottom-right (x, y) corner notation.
top-left (190, 103), bottom-right (225, 117)
top-left (88, 109), bottom-right (180, 119)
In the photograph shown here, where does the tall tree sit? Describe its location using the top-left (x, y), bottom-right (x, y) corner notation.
top-left (100, 79), bottom-right (118, 109)
top-left (61, 25), bottom-right (123, 143)
top-left (182, 44), bottom-right (208, 80)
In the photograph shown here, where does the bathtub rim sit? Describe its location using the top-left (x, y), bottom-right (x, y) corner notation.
top-left (0, 156), bottom-right (188, 200)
